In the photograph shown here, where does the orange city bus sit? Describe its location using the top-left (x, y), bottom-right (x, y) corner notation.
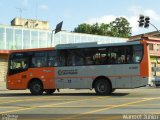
top-left (7, 41), bottom-right (150, 95)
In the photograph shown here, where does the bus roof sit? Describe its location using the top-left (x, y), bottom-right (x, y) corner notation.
top-left (55, 41), bottom-right (141, 50)
top-left (9, 41), bottom-right (142, 54)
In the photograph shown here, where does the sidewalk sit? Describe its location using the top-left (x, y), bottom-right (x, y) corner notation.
top-left (0, 81), bottom-right (7, 91)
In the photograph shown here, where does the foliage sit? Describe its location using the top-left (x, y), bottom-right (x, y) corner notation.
top-left (73, 17), bottom-right (132, 38)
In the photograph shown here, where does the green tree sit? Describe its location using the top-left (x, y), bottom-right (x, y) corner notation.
top-left (110, 17), bottom-right (132, 38)
top-left (74, 23), bottom-right (92, 34)
top-left (73, 17), bottom-right (132, 38)
top-left (90, 23), bottom-right (100, 35)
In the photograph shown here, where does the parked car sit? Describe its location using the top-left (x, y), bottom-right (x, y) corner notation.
top-left (153, 77), bottom-right (160, 87)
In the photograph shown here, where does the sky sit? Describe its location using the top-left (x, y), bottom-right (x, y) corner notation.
top-left (0, 0), bottom-right (160, 35)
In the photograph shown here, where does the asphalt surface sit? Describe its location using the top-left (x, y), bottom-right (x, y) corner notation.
top-left (0, 87), bottom-right (160, 120)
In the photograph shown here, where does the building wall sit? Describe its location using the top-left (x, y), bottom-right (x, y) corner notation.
top-left (0, 25), bottom-right (128, 50)
top-left (11, 18), bottom-right (49, 30)
top-left (0, 25), bottom-right (51, 50)
top-left (149, 42), bottom-right (160, 77)
top-left (0, 55), bottom-right (8, 82)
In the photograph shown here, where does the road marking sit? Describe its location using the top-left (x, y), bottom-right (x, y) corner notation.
top-left (0, 96), bottom-right (109, 114)
top-left (84, 97), bottom-right (160, 114)
top-left (2, 103), bottom-right (160, 109)
top-left (0, 106), bottom-right (21, 108)
top-left (0, 96), bottom-right (61, 105)
top-left (39, 103), bottom-right (160, 108)
top-left (59, 97), bottom-right (160, 120)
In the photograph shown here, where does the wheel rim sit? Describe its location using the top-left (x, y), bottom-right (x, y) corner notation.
top-left (33, 84), bottom-right (41, 92)
top-left (97, 82), bottom-right (106, 92)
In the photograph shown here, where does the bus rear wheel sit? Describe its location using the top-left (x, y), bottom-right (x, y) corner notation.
top-left (94, 79), bottom-right (111, 95)
top-left (44, 89), bottom-right (56, 95)
top-left (29, 81), bottom-right (43, 95)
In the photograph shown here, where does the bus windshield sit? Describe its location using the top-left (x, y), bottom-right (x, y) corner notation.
top-left (9, 53), bottom-right (29, 74)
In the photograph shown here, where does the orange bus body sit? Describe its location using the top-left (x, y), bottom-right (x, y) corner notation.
top-left (7, 47), bottom-right (56, 90)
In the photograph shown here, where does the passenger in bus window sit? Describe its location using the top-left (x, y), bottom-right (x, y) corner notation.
top-left (22, 60), bottom-right (28, 69)
top-left (37, 60), bottom-right (41, 67)
top-left (95, 58), bottom-right (100, 65)
top-left (133, 56), bottom-right (140, 63)
top-left (101, 56), bottom-right (108, 64)
top-left (118, 55), bottom-right (125, 64)
top-left (126, 55), bottom-right (132, 64)
top-left (116, 57), bottom-right (122, 64)
top-left (86, 57), bottom-right (93, 65)
top-left (48, 57), bottom-right (57, 67)
top-left (31, 58), bottom-right (36, 67)
top-left (109, 57), bottom-right (116, 64)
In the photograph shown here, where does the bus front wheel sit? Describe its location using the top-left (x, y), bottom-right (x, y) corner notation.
top-left (94, 79), bottom-right (111, 95)
top-left (44, 89), bottom-right (56, 95)
top-left (29, 81), bottom-right (43, 95)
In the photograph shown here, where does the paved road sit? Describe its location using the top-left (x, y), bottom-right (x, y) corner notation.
top-left (0, 88), bottom-right (160, 120)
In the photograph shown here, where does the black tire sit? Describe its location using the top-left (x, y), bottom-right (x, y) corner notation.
top-left (111, 89), bottom-right (116, 93)
top-left (94, 79), bottom-right (111, 95)
top-left (29, 80), bottom-right (43, 95)
top-left (44, 89), bottom-right (56, 95)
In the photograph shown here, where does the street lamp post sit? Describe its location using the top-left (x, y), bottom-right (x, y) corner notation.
top-left (50, 21), bottom-right (63, 47)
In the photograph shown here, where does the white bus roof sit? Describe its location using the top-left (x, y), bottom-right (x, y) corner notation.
top-left (55, 41), bottom-right (141, 50)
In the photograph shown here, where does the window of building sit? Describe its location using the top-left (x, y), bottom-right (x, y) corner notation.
top-left (0, 27), bottom-right (5, 49)
top-left (15, 29), bottom-right (22, 49)
top-left (31, 31), bottom-right (38, 48)
top-left (47, 32), bottom-right (51, 47)
top-left (148, 43), bottom-right (153, 50)
top-left (6, 28), bottom-right (13, 50)
top-left (39, 32), bottom-right (47, 48)
top-left (23, 30), bottom-right (30, 49)
top-left (54, 34), bottom-right (60, 45)
top-left (157, 44), bottom-right (160, 51)
top-left (75, 36), bottom-right (81, 43)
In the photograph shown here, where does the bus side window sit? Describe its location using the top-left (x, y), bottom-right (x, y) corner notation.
top-left (66, 49), bottom-right (85, 66)
top-left (132, 45), bottom-right (143, 63)
top-left (85, 56), bottom-right (94, 65)
top-left (67, 54), bottom-right (75, 66)
top-left (31, 52), bottom-right (47, 68)
top-left (57, 50), bottom-right (66, 67)
top-left (47, 51), bottom-right (57, 67)
top-left (126, 55), bottom-right (132, 64)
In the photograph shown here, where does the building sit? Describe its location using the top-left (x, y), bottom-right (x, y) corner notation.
top-left (11, 17), bottom-right (49, 30)
top-left (129, 34), bottom-right (160, 85)
top-left (0, 18), bottom-right (128, 82)
top-left (0, 50), bottom-right (9, 82)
